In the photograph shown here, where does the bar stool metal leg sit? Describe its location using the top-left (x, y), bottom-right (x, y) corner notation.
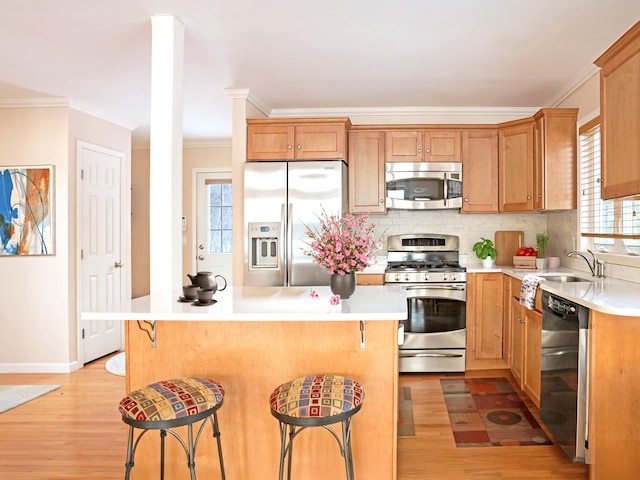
top-left (210, 411), bottom-right (226, 480)
top-left (342, 418), bottom-right (354, 480)
top-left (124, 426), bottom-right (135, 480)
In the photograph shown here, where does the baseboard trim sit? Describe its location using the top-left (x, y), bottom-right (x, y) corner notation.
top-left (0, 360), bottom-right (82, 374)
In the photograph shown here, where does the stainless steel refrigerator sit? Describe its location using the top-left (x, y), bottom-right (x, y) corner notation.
top-left (244, 161), bottom-right (348, 286)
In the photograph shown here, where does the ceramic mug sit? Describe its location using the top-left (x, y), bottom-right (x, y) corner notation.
top-left (182, 284), bottom-right (198, 300)
top-left (547, 257), bottom-right (560, 270)
top-left (197, 288), bottom-right (214, 303)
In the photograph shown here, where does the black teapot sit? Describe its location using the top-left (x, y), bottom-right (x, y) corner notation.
top-left (187, 271), bottom-right (227, 292)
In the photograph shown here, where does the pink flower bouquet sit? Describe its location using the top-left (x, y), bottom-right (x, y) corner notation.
top-left (303, 209), bottom-right (382, 276)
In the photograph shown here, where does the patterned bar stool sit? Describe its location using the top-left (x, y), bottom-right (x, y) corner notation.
top-left (118, 377), bottom-right (226, 480)
top-left (269, 374), bottom-right (364, 480)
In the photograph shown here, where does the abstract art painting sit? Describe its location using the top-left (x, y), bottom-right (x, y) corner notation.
top-left (0, 166), bottom-right (54, 255)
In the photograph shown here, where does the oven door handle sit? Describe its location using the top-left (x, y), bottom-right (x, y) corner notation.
top-left (405, 285), bottom-right (466, 291)
top-left (399, 352), bottom-right (464, 358)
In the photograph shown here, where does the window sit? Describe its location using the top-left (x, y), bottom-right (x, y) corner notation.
top-left (579, 117), bottom-right (640, 255)
top-left (207, 181), bottom-right (233, 254)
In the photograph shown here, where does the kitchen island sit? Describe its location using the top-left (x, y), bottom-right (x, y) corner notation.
top-left (82, 285), bottom-right (407, 480)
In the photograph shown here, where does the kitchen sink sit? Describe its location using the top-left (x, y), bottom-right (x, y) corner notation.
top-left (541, 275), bottom-right (594, 283)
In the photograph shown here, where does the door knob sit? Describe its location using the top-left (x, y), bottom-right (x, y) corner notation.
top-left (114, 261), bottom-right (123, 268)
top-left (199, 244), bottom-right (204, 250)
top-left (198, 255), bottom-right (205, 261)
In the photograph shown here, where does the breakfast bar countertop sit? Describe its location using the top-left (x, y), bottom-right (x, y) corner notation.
top-left (81, 285), bottom-right (408, 322)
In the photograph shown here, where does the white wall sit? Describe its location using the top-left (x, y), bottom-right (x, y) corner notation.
top-left (0, 107), bottom-right (71, 371)
top-left (130, 145), bottom-right (232, 298)
top-left (0, 105), bottom-right (131, 373)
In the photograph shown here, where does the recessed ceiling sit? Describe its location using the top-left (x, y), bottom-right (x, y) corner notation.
top-left (0, 1), bottom-right (638, 146)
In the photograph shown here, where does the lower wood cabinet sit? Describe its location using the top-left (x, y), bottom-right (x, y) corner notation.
top-left (356, 273), bottom-right (384, 286)
top-left (589, 310), bottom-right (640, 479)
top-left (508, 278), bottom-right (542, 408)
top-left (466, 272), bottom-right (506, 369)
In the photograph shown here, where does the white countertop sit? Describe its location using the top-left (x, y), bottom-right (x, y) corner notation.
top-left (495, 267), bottom-right (640, 317)
top-left (81, 285), bottom-right (408, 322)
top-left (371, 257), bottom-right (640, 316)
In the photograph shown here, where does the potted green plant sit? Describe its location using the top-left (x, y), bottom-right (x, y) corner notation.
top-left (536, 232), bottom-right (550, 269)
top-left (473, 237), bottom-right (498, 268)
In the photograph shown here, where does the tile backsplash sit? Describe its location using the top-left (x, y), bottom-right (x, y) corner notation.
top-left (363, 209), bottom-right (640, 284)
top-left (368, 209), bottom-right (547, 259)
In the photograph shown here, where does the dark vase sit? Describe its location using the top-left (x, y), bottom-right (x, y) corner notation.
top-left (330, 273), bottom-right (356, 299)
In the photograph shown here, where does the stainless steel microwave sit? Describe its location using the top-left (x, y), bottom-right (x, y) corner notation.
top-left (385, 162), bottom-right (462, 210)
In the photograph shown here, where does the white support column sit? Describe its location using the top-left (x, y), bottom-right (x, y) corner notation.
top-left (224, 88), bottom-right (267, 286)
top-left (149, 15), bottom-right (184, 294)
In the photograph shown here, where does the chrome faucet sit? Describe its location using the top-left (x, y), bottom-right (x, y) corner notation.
top-left (567, 250), bottom-right (605, 278)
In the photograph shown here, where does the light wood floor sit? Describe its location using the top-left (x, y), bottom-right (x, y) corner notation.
top-left (0, 358), bottom-right (589, 479)
top-left (398, 370), bottom-right (589, 480)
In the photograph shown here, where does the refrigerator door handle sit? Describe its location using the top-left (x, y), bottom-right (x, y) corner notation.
top-left (287, 203), bottom-right (293, 286)
top-left (280, 203), bottom-right (287, 287)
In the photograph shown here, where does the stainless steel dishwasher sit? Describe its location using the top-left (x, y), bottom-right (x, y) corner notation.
top-left (540, 291), bottom-right (590, 464)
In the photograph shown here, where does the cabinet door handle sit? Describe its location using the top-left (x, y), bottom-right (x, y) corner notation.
top-left (288, 144), bottom-right (292, 149)
top-left (297, 145), bottom-right (302, 149)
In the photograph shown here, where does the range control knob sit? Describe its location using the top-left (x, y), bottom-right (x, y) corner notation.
top-left (423, 273), bottom-right (430, 281)
top-left (404, 273), bottom-right (411, 282)
top-left (394, 273), bottom-right (400, 282)
top-left (442, 273), bottom-right (449, 281)
top-left (450, 273), bottom-right (457, 281)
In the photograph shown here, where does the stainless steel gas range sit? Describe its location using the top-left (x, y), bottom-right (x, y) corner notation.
top-left (384, 234), bottom-right (467, 373)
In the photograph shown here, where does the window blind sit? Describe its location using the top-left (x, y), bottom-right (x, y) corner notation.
top-left (579, 119), bottom-right (612, 242)
top-left (579, 117), bottom-right (640, 244)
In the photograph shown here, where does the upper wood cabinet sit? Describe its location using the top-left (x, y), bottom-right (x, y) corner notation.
top-left (533, 108), bottom-right (578, 211)
top-left (348, 131), bottom-right (386, 214)
top-left (246, 118), bottom-right (351, 161)
top-left (461, 130), bottom-right (499, 213)
top-left (595, 21), bottom-right (640, 200)
top-left (385, 130), bottom-right (461, 162)
top-left (498, 119), bottom-right (535, 212)
top-left (498, 109), bottom-right (576, 213)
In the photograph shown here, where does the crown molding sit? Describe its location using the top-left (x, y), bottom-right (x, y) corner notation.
top-left (68, 99), bottom-right (139, 130)
top-left (268, 105), bottom-right (540, 119)
top-left (132, 139), bottom-right (232, 150)
top-left (223, 87), bottom-right (271, 118)
top-left (544, 64), bottom-right (600, 107)
top-left (0, 96), bottom-right (139, 131)
top-left (0, 97), bottom-right (69, 108)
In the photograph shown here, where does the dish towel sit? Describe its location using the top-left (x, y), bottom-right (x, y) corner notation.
top-left (519, 274), bottom-right (544, 310)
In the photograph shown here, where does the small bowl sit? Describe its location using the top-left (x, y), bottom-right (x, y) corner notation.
top-left (197, 288), bottom-right (214, 303)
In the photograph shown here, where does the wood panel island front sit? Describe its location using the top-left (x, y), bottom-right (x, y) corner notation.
top-left (82, 285), bottom-right (407, 479)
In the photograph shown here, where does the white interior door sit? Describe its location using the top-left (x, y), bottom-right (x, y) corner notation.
top-left (80, 142), bottom-right (124, 363)
top-left (195, 171), bottom-right (233, 284)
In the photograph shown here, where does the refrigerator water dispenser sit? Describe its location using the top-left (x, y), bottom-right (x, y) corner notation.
top-left (249, 222), bottom-right (280, 269)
